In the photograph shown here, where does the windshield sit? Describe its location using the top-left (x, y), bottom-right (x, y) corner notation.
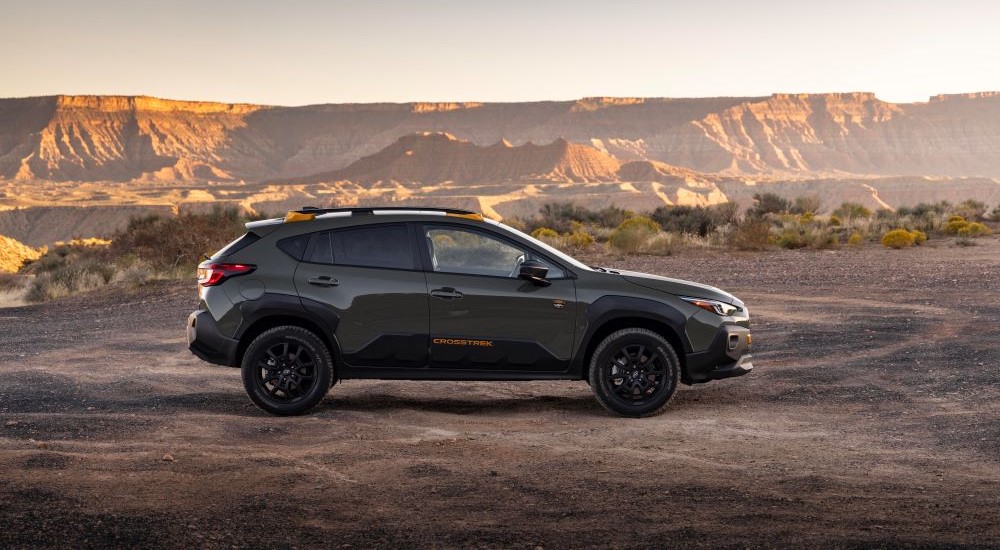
top-left (488, 219), bottom-right (593, 273)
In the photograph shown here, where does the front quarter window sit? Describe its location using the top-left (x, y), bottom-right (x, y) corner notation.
top-left (425, 226), bottom-right (564, 278)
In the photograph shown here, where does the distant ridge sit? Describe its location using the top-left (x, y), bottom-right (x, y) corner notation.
top-left (4, 92), bottom-right (1000, 182)
top-left (296, 132), bottom-right (622, 184)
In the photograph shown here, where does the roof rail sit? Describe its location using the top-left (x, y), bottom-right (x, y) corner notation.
top-left (293, 206), bottom-right (479, 216)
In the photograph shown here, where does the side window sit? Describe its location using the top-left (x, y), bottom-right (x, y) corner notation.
top-left (308, 224), bottom-right (414, 270)
top-left (425, 226), bottom-right (564, 278)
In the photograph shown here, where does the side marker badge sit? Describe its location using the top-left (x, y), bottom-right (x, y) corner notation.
top-left (552, 299), bottom-right (566, 310)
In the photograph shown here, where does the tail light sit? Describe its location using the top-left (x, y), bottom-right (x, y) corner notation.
top-left (197, 261), bottom-right (256, 287)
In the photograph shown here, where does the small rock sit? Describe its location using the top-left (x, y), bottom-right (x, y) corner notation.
top-left (163, 454), bottom-right (175, 462)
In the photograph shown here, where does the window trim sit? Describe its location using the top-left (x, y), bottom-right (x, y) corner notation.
top-left (416, 222), bottom-right (575, 280)
top-left (299, 222), bottom-right (422, 271)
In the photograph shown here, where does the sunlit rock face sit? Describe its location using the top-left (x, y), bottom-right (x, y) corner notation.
top-left (3, 92), bottom-right (1000, 183)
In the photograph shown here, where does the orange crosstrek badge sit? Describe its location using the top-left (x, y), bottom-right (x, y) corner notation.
top-left (432, 338), bottom-right (495, 347)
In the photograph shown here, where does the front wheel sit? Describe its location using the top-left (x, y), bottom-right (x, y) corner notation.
top-left (241, 326), bottom-right (333, 415)
top-left (588, 328), bottom-right (680, 417)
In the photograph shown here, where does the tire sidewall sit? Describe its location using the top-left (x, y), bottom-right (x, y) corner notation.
top-left (241, 327), bottom-right (332, 415)
top-left (589, 329), bottom-right (680, 417)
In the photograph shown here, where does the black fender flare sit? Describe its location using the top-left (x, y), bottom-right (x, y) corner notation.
top-left (234, 293), bottom-right (342, 361)
top-left (571, 295), bottom-right (689, 374)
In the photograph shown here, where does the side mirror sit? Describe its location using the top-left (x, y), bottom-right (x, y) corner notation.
top-left (518, 260), bottom-right (551, 287)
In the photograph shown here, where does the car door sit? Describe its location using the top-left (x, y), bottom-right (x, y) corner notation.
top-left (293, 222), bottom-right (429, 369)
top-left (420, 223), bottom-right (578, 372)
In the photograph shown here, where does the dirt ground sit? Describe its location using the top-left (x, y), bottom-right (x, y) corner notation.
top-left (1, 239), bottom-right (998, 548)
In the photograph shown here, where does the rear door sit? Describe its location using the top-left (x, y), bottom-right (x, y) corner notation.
top-left (293, 222), bottom-right (429, 369)
top-left (420, 223), bottom-right (578, 372)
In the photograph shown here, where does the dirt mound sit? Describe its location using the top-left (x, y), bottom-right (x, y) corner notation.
top-left (0, 234), bottom-right (41, 273)
top-left (299, 132), bottom-right (622, 184)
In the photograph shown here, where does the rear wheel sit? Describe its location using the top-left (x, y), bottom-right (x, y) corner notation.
top-left (588, 328), bottom-right (680, 417)
top-left (241, 326), bottom-right (333, 415)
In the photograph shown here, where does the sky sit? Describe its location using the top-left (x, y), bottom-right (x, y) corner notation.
top-left (3, 0), bottom-right (1000, 105)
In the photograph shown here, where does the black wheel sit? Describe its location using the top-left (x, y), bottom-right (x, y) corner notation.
top-left (241, 326), bottom-right (334, 415)
top-left (588, 328), bottom-right (680, 417)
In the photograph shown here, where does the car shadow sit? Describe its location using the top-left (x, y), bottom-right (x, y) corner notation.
top-left (317, 392), bottom-right (603, 416)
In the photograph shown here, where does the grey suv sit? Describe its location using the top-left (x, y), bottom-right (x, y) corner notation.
top-left (187, 207), bottom-right (753, 416)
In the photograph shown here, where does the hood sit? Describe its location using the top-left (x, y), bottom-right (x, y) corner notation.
top-left (615, 269), bottom-right (743, 307)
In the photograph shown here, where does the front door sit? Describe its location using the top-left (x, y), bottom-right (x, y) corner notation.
top-left (420, 224), bottom-right (577, 372)
top-left (293, 223), bottom-right (429, 369)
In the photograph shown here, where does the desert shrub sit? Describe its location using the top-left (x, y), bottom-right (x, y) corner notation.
top-left (957, 222), bottom-right (992, 237)
top-left (0, 272), bottom-right (28, 292)
top-left (989, 205), bottom-right (1000, 222)
top-left (832, 202), bottom-right (872, 221)
top-left (791, 195), bottom-right (822, 215)
top-left (881, 229), bottom-right (916, 249)
top-left (531, 227), bottom-right (559, 239)
top-left (848, 232), bottom-right (863, 247)
top-left (910, 229), bottom-right (928, 245)
top-left (608, 216), bottom-right (661, 253)
top-left (747, 193), bottom-right (791, 218)
top-left (729, 220), bottom-right (772, 251)
top-left (110, 206), bottom-right (245, 270)
top-left (25, 262), bottom-right (112, 302)
top-left (953, 199), bottom-right (988, 221)
top-left (829, 215), bottom-right (842, 226)
top-left (649, 203), bottom-right (737, 237)
top-left (562, 228), bottom-right (595, 249)
top-left (944, 217), bottom-right (968, 234)
top-left (527, 202), bottom-right (632, 233)
top-left (897, 201), bottom-right (950, 217)
top-left (640, 232), bottom-right (683, 255)
top-left (955, 237), bottom-right (976, 247)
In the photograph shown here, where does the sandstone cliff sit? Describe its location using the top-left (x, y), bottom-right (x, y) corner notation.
top-left (3, 92), bottom-right (1000, 182)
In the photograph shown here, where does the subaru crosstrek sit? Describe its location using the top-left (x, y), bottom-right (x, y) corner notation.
top-left (187, 207), bottom-right (753, 416)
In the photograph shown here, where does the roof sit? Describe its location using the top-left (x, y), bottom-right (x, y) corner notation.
top-left (245, 206), bottom-right (485, 230)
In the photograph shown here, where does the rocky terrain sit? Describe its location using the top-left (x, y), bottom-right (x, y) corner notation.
top-left (3, 92), bottom-right (1000, 246)
top-left (5, 92), bottom-right (1000, 183)
top-left (0, 240), bottom-right (997, 547)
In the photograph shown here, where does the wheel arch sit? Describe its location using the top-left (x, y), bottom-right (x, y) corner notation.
top-left (573, 296), bottom-right (691, 382)
top-left (233, 293), bottom-right (341, 368)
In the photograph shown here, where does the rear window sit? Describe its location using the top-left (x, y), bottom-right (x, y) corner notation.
top-left (307, 224), bottom-right (414, 270)
top-left (210, 232), bottom-right (260, 259)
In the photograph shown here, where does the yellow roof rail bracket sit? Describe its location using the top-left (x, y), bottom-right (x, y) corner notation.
top-left (284, 211), bottom-right (316, 223)
top-left (447, 212), bottom-right (485, 221)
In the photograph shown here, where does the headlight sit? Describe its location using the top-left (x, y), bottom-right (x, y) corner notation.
top-left (680, 296), bottom-right (741, 316)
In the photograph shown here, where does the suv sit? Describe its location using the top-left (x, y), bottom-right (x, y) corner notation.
top-left (187, 207), bottom-right (752, 417)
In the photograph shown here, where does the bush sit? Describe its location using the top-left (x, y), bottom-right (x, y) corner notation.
top-left (562, 228), bottom-right (595, 249)
top-left (829, 215), bottom-right (842, 226)
top-left (954, 199), bottom-right (988, 221)
top-left (989, 205), bottom-right (1000, 222)
top-left (527, 202), bottom-right (632, 233)
top-left (608, 216), bottom-right (661, 253)
top-left (791, 195), bottom-right (823, 215)
top-left (0, 272), bottom-right (27, 292)
top-left (847, 232), bottom-right (863, 247)
top-left (649, 203), bottom-right (737, 237)
top-left (747, 193), bottom-right (790, 218)
top-left (530, 227), bottom-right (560, 246)
top-left (110, 206), bottom-right (246, 270)
top-left (729, 220), bottom-right (772, 251)
top-left (911, 229), bottom-right (928, 245)
top-left (958, 222), bottom-right (992, 237)
top-left (833, 202), bottom-right (872, 221)
top-left (881, 229), bottom-right (916, 249)
top-left (640, 232), bottom-right (683, 255)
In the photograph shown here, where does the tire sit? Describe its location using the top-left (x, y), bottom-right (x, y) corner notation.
top-left (588, 328), bottom-right (680, 417)
top-left (241, 326), bottom-right (334, 415)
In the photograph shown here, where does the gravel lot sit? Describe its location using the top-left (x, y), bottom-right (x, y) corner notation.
top-left (1, 239), bottom-right (998, 548)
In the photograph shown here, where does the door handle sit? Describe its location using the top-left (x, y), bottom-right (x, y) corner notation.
top-left (308, 275), bottom-right (339, 287)
top-left (430, 287), bottom-right (463, 300)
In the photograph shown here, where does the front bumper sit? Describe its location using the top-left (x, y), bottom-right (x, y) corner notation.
top-left (684, 324), bottom-right (754, 384)
top-left (187, 310), bottom-right (239, 367)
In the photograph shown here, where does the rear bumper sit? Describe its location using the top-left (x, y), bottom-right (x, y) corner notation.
top-left (684, 324), bottom-right (754, 384)
top-left (187, 310), bottom-right (239, 367)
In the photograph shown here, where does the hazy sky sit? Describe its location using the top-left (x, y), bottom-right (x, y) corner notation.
top-left (3, 0), bottom-right (999, 105)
